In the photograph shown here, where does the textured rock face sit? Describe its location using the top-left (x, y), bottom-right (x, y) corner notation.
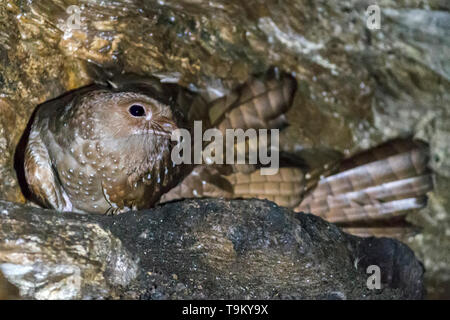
top-left (0, 199), bottom-right (424, 300)
top-left (0, 201), bottom-right (138, 299)
top-left (0, 0), bottom-right (448, 297)
top-left (0, 270), bottom-right (20, 300)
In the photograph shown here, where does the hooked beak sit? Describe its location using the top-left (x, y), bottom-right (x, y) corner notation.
top-left (150, 116), bottom-right (178, 137)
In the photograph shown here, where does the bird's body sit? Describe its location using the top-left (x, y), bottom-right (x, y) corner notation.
top-left (24, 83), bottom-right (186, 214)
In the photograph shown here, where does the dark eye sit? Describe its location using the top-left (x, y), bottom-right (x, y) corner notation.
top-left (129, 105), bottom-right (146, 117)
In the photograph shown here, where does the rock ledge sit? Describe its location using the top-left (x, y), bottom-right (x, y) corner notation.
top-left (0, 199), bottom-right (424, 299)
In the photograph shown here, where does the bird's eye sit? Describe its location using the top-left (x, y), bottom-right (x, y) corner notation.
top-left (128, 105), bottom-right (146, 117)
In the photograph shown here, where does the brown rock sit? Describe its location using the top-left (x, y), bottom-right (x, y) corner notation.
top-left (0, 271), bottom-right (20, 300)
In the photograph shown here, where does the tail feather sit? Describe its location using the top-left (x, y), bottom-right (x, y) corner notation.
top-left (339, 138), bottom-right (423, 170)
top-left (312, 197), bottom-right (427, 224)
top-left (342, 226), bottom-right (419, 239)
top-left (300, 148), bottom-right (429, 204)
top-left (299, 174), bottom-right (433, 217)
top-left (295, 139), bottom-right (433, 231)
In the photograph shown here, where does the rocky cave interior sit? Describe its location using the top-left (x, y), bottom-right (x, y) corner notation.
top-left (0, 0), bottom-right (449, 299)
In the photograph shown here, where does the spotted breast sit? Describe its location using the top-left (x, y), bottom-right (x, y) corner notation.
top-left (24, 81), bottom-right (187, 214)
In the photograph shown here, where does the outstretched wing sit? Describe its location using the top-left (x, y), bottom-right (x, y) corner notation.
top-left (208, 72), bottom-right (297, 132)
top-left (161, 72), bottom-right (298, 202)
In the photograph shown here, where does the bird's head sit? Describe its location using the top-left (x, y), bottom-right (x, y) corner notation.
top-left (73, 90), bottom-right (179, 142)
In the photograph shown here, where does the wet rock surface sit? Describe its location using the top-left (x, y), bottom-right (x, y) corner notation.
top-left (0, 199), bottom-right (424, 299)
top-left (0, 0), bottom-right (448, 297)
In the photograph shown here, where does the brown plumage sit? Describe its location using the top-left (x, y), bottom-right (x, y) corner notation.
top-left (234, 139), bottom-right (433, 238)
top-left (296, 139), bottom-right (432, 223)
top-left (164, 138), bottom-right (433, 239)
top-left (24, 80), bottom-right (188, 214)
top-left (23, 72), bottom-right (296, 215)
top-left (23, 71), bottom-right (433, 239)
top-left (160, 73), bottom-right (298, 201)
